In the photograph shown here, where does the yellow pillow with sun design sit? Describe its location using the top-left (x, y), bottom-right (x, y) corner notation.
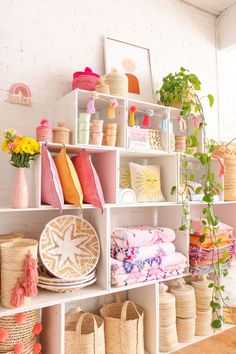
top-left (120, 166), bottom-right (131, 189)
top-left (129, 162), bottom-right (165, 202)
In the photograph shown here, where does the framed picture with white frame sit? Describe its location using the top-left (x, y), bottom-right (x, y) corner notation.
top-left (104, 37), bottom-right (155, 103)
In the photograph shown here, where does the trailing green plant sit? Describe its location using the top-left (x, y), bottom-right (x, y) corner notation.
top-left (162, 68), bottom-right (227, 329)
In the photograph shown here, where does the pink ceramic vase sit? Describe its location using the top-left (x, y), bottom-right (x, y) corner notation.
top-left (11, 168), bottom-right (28, 208)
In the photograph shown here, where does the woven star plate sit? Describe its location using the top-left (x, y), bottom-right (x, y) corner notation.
top-left (39, 215), bottom-right (100, 279)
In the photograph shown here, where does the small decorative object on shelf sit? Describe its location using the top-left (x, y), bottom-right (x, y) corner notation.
top-left (169, 122), bottom-right (175, 152)
top-left (52, 122), bottom-right (71, 145)
top-left (105, 68), bottom-right (128, 97)
top-left (72, 67), bottom-right (100, 91)
top-left (118, 188), bottom-right (136, 204)
top-left (78, 112), bottom-right (91, 145)
top-left (175, 135), bottom-right (186, 152)
top-left (128, 126), bottom-right (162, 151)
top-left (95, 76), bottom-right (110, 94)
top-left (129, 105), bottom-right (136, 126)
top-left (1, 239), bottom-right (38, 308)
top-left (105, 122), bottom-right (117, 146)
top-left (36, 119), bottom-right (53, 143)
top-left (1, 129), bottom-right (40, 208)
top-left (90, 119), bottom-right (104, 146)
top-left (108, 99), bottom-right (118, 119)
top-left (65, 308), bottom-right (105, 354)
top-left (8, 83), bottom-right (32, 106)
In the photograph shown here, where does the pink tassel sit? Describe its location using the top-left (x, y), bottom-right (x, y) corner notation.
top-left (87, 96), bottom-right (96, 114)
top-left (142, 114), bottom-right (150, 127)
top-left (22, 252), bottom-right (38, 297)
top-left (10, 281), bottom-right (25, 308)
top-left (0, 328), bottom-right (9, 342)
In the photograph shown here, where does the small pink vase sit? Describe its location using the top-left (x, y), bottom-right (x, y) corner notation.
top-left (11, 168), bottom-right (28, 208)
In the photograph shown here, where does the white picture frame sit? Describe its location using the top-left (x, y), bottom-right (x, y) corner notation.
top-left (104, 37), bottom-right (154, 103)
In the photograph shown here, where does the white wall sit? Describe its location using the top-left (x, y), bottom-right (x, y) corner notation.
top-left (0, 0), bottom-right (218, 205)
top-left (217, 4), bottom-right (236, 142)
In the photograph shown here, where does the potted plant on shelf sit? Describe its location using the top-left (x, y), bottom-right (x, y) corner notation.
top-left (2, 129), bottom-right (40, 208)
top-left (159, 68), bottom-right (229, 330)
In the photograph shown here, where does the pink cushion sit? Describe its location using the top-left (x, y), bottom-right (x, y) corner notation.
top-left (72, 150), bottom-right (105, 210)
top-left (41, 145), bottom-right (64, 210)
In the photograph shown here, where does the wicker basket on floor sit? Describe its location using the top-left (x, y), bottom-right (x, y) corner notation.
top-left (223, 306), bottom-right (236, 324)
top-left (100, 298), bottom-right (144, 354)
top-left (0, 309), bottom-right (39, 352)
top-left (176, 317), bottom-right (195, 343)
top-left (65, 311), bottom-right (105, 354)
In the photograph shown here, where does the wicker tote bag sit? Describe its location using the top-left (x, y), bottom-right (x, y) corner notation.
top-left (65, 312), bottom-right (105, 354)
top-left (100, 299), bottom-right (144, 354)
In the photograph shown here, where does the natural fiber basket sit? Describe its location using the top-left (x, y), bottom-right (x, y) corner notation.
top-left (223, 306), bottom-right (236, 324)
top-left (4, 340), bottom-right (36, 354)
top-left (191, 276), bottom-right (213, 311)
top-left (159, 324), bottom-right (178, 352)
top-left (100, 298), bottom-right (144, 354)
top-left (159, 284), bottom-right (176, 327)
top-left (170, 279), bottom-right (196, 319)
top-left (214, 140), bottom-right (236, 201)
top-left (1, 239), bottom-right (38, 308)
top-left (65, 311), bottom-right (105, 354)
top-left (0, 309), bottom-right (39, 352)
top-left (176, 317), bottom-right (195, 343)
top-left (195, 310), bottom-right (212, 336)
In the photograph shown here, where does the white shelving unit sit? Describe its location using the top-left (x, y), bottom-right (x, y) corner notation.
top-left (0, 88), bottom-right (235, 354)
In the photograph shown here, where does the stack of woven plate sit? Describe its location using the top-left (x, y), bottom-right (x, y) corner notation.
top-left (38, 215), bottom-right (100, 293)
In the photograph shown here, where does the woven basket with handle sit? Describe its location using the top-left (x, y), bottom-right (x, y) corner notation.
top-left (0, 309), bottom-right (39, 352)
top-left (100, 295), bottom-right (144, 354)
top-left (214, 139), bottom-right (236, 201)
top-left (65, 308), bottom-right (105, 354)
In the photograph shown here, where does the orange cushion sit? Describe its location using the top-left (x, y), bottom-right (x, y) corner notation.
top-left (54, 147), bottom-right (83, 207)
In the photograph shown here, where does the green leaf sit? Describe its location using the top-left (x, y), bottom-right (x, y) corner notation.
top-left (181, 159), bottom-right (188, 169)
top-left (171, 186), bottom-right (177, 195)
top-left (220, 285), bottom-right (225, 291)
top-left (195, 186), bottom-right (203, 194)
top-left (223, 269), bottom-right (228, 277)
top-left (179, 225), bottom-right (187, 231)
top-left (189, 174), bottom-right (195, 182)
top-left (199, 154), bottom-right (209, 165)
top-left (211, 319), bottom-right (222, 329)
top-left (199, 235), bottom-right (205, 243)
top-left (208, 94), bottom-right (214, 107)
top-left (208, 283), bottom-right (214, 288)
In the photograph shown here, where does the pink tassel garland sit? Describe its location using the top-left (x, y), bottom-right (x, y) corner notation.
top-left (15, 312), bottom-right (27, 324)
top-left (10, 281), bottom-right (25, 308)
top-left (0, 328), bottom-right (9, 342)
top-left (13, 343), bottom-right (25, 354)
top-left (142, 114), bottom-right (150, 127)
top-left (22, 252), bottom-right (38, 297)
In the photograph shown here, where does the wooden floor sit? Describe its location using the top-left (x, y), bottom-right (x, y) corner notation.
top-left (173, 326), bottom-right (236, 354)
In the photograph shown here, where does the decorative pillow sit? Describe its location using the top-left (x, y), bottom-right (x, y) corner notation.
top-left (41, 144), bottom-right (64, 211)
top-left (71, 150), bottom-right (105, 210)
top-left (54, 147), bottom-right (83, 207)
top-left (129, 162), bottom-right (165, 202)
top-left (120, 166), bottom-right (131, 189)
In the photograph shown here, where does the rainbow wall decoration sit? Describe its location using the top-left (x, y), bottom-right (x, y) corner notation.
top-left (9, 83), bottom-right (32, 106)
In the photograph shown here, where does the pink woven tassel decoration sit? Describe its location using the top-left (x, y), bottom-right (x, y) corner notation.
top-left (142, 114), bottom-right (150, 127)
top-left (87, 96), bottom-right (96, 114)
top-left (10, 281), bottom-right (25, 308)
top-left (22, 252), bottom-right (38, 297)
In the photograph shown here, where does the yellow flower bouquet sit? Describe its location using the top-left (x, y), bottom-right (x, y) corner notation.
top-left (2, 129), bottom-right (40, 168)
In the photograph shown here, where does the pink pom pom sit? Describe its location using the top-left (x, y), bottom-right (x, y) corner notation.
top-left (0, 328), bottom-right (9, 342)
top-left (22, 251), bottom-right (38, 297)
top-left (15, 312), bottom-right (27, 324)
top-left (33, 342), bottom-right (42, 353)
top-left (13, 343), bottom-right (24, 353)
top-left (33, 323), bottom-right (42, 336)
top-left (10, 281), bottom-right (25, 308)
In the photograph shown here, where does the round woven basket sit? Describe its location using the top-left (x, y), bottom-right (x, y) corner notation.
top-left (0, 309), bottom-right (39, 352)
top-left (105, 68), bottom-right (128, 98)
top-left (159, 284), bottom-right (176, 327)
top-left (159, 324), bottom-right (178, 352)
top-left (191, 277), bottom-right (213, 311)
top-left (176, 317), bottom-right (195, 343)
top-left (4, 340), bottom-right (36, 354)
top-left (223, 306), bottom-right (236, 324)
top-left (195, 310), bottom-right (212, 336)
top-left (65, 311), bottom-right (105, 354)
top-left (1, 239), bottom-right (38, 308)
top-left (100, 299), bottom-right (144, 354)
top-left (170, 280), bottom-right (196, 318)
top-left (214, 142), bottom-right (236, 201)
top-left (53, 122), bottom-right (71, 145)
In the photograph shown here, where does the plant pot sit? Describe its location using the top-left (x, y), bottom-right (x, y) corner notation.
top-left (11, 168), bottom-right (28, 208)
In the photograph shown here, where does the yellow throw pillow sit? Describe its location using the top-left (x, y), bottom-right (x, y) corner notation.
top-left (120, 166), bottom-right (131, 189)
top-left (54, 147), bottom-right (83, 207)
top-left (129, 162), bottom-right (165, 202)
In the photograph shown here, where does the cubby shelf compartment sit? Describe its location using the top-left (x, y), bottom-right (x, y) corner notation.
top-left (54, 89), bottom-right (127, 148)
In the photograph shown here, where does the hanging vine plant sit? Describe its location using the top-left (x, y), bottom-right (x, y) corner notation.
top-left (157, 67), bottom-right (228, 329)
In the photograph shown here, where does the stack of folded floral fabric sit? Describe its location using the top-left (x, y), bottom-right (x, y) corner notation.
top-left (110, 226), bottom-right (187, 287)
top-left (190, 219), bottom-right (236, 275)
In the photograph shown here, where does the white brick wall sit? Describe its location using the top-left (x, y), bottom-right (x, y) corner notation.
top-left (0, 0), bottom-right (218, 205)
